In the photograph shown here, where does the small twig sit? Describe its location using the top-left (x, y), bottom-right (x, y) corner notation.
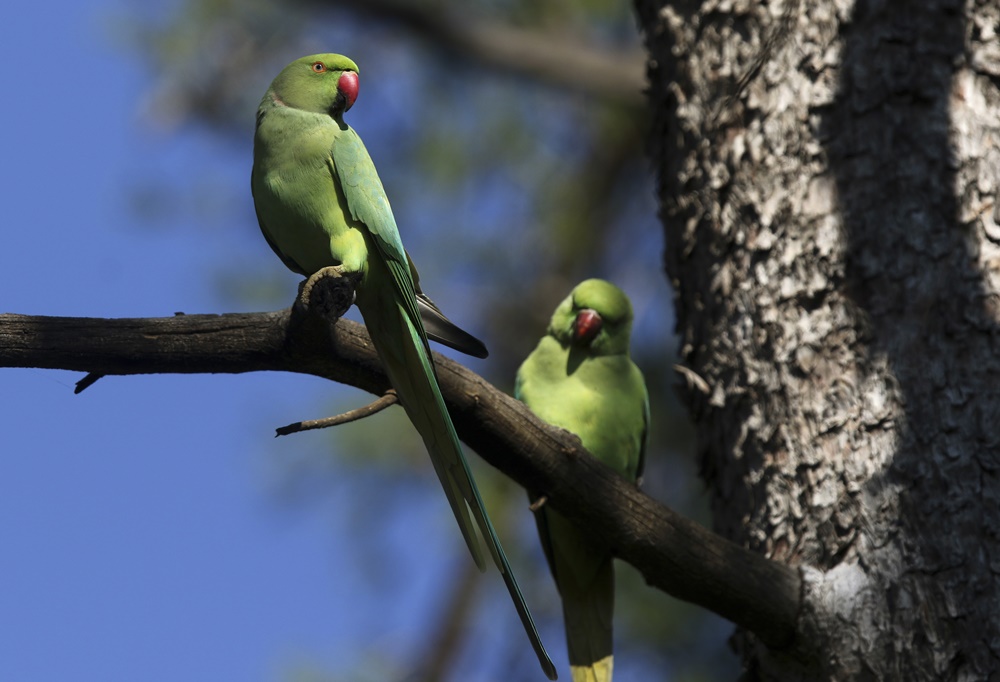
top-left (325, 0), bottom-right (646, 108)
top-left (673, 363), bottom-right (711, 395)
top-left (528, 495), bottom-right (548, 512)
top-left (275, 390), bottom-right (398, 436)
top-left (74, 372), bottom-right (104, 394)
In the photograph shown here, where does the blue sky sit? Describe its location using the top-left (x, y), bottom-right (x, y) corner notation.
top-left (0, 3), bottom-right (392, 679)
top-left (0, 2), bottom-right (735, 681)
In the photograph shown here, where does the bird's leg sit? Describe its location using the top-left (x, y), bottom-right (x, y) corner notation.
top-left (278, 266), bottom-right (395, 436)
top-left (296, 265), bottom-right (359, 321)
top-left (274, 390), bottom-right (399, 437)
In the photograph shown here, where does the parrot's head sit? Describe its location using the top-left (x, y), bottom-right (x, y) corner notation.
top-left (550, 279), bottom-right (634, 357)
top-left (266, 53), bottom-right (360, 120)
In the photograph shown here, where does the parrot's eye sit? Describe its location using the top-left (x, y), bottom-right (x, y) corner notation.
top-left (311, 62), bottom-right (326, 73)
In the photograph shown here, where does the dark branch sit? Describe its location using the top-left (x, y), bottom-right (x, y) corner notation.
top-left (0, 306), bottom-right (800, 647)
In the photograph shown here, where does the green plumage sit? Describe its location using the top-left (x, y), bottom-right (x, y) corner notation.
top-left (516, 279), bottom-right (649, 682)
top-left (251, 54), bottom-right (554, 679)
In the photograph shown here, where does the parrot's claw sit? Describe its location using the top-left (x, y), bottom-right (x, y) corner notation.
top-left (296, 266), bottom-right (358, 320)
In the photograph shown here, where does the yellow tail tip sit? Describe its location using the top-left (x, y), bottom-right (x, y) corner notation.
top-left (570, 656), bottom-right (613, 682)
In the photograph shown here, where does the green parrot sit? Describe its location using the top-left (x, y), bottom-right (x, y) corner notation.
top-left (251, 54), bottom-right (556, 679)
top-left (515, 279), bottom-right (649, 682)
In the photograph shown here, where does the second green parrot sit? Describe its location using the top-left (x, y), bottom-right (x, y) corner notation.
top-left (251, 53), bottom-right (555, 679)
top-left (515, 279), bottom-right (649, 682)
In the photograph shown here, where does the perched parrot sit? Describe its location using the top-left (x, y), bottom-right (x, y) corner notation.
top-left (250, 54), bottom-right (556, 680)
top-left (515, 279), bottom-right (649, 682)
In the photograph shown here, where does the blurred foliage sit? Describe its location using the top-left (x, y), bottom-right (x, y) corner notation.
top-left (119, 0), bottom-right (739, 679)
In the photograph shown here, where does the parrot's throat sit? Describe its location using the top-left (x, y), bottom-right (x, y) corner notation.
top-left (329, 93), bottom-right (348, 119)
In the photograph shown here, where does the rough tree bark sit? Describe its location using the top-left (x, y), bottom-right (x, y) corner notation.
top-left (634, 0), bottom-right (1000, 679)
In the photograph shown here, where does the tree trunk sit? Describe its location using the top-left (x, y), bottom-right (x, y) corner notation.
top-left (634, 0), bottom-right (1000, 678)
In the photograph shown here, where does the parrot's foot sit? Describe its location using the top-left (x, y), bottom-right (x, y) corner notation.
top-left (296, 266), bottom-right (359, 320)
top-left (274, 390), bottom-right (398, 437)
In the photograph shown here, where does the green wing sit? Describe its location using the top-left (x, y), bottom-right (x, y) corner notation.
top-left (330, 126), bottom-right (423, 340)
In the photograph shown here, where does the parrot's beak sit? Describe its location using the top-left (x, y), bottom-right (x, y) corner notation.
top-left (572, 309), bottom-right (602, 345)
top-left (338, 71), bottom-right (359, 112)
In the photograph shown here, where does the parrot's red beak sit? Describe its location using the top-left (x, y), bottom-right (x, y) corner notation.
top-left (338, 71), bottom-right (359, 111)
top-left (572, 309), bottom-right (602, 345)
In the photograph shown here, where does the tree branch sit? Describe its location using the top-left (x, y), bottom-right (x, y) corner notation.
top-left (325, 0), bottom-right (647, 109)
top-left (0, 306), bottom-right (801, 648)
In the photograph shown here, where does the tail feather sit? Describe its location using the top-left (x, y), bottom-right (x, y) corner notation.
top-left (359, 296), bottom-right (557, 680)
top-left (464, 472), bottom-right (559, 680)
top-left (417, 293), bottom-right (489, 359)
top-left (570, 658), bottom-right (613, 682)
top-left (561, 556), bottom-right (614, 682)
top-left (422, 432), bottom-right (487, 571)
top-left (540, 509), bottom-right (615, 682)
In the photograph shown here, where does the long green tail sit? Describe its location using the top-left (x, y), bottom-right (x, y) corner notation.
top-left (358, 289), bottom-right (557, 680)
